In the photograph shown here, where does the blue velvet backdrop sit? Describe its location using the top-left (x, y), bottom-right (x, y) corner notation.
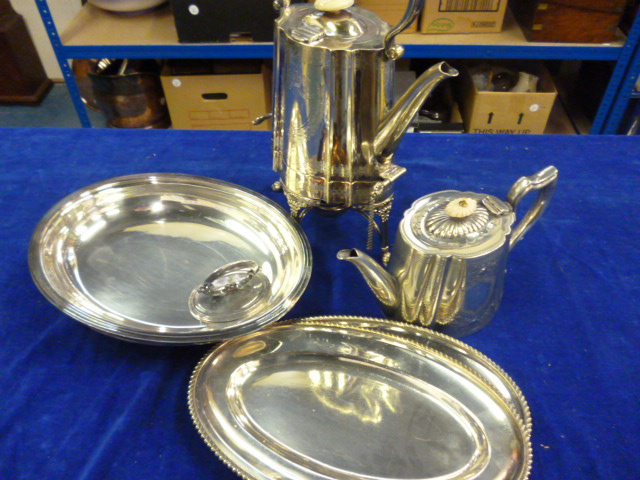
top-left (0, 128), bottom-right (638, 479)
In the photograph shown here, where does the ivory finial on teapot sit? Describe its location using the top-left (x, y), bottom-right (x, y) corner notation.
top-left (445, 198), bottom-right (478, 218)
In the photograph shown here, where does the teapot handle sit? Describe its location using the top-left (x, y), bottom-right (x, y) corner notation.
top-left (384, 0), bottom-right (425, 59)
top-left (506, 166), bottom-right (559, 251)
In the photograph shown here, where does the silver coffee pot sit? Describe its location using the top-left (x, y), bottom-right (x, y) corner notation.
top-left (338, 166), bottom-right (559, 337)
top-left (269, 0), bottom-right (458, 259)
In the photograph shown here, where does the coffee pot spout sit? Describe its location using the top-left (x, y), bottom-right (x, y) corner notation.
top-left (337, 248), bottom-right (399, 315)
top-left (374, 62), bottom-right (459, 162)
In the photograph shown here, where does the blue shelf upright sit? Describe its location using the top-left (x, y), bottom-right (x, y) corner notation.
top-left (36, 0), bottom-right (93, 127)
top-left (591, 7), bottom-right (640, 134)
top-left (601, 14), bottom-right (640, 133)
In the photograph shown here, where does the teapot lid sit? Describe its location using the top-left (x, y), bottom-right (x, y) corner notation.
top-left (278, 3), bottom-right (389, 51)
top-left (401, 190), bottom-right (516, 257)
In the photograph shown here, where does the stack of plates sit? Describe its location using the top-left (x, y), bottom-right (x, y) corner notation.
top-left (189, 316), bottom-right (532, 480)
top-left (29, 174), bottom-right (312, 345)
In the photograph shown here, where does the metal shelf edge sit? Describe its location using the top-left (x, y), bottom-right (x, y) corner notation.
top-left (59, 44), bottom-right (275, 59)
top-left (403, 44), bottom-right (622, 61)
top-left (57, 43), bottom-right (622, 61)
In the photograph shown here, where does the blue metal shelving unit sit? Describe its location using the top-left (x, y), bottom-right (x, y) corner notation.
top-left (36, 0), bottom-right (640, 132)
top-left (590, 7), bottom-right (640, 134)
top-left (601, 20), bottom-right (640, 133)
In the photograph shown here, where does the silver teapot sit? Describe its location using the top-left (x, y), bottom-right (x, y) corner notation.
top-left (338, 166), bottom-right (559, 337)
top-left (269, 0), bottom-right (458, 259)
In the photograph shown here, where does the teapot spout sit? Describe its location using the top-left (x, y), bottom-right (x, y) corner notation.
top-left (374, 62), bottom-right (459, 162)
top-left (337, 248), bottom-right (399, 315)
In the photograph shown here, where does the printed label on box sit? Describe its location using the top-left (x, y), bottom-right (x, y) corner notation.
top-left (427, 18), bottom-right (456, 31)
top-left (189, 109), bottom-right (251, 127)
top-left (472, 21), bottom-right (496, 28)
top-left (439, 0), bottom-right (500, 12)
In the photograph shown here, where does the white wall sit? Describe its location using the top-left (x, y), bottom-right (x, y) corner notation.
top-left (10, 0), bottom-right (82, 80)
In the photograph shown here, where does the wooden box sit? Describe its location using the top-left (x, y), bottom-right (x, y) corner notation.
top-left (510, 0), bottom-right (627, 43)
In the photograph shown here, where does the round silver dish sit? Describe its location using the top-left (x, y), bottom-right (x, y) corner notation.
top-left (190, 320), bottom-right (532, 480)
top-left (29, 173), bottom-right (312, 345)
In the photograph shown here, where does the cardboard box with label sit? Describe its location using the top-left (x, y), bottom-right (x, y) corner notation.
top-left (421, 0), bottom-right (507, 34)
top-left (456, 62), bottom-right (558, 134)
top-left (355, 0), bottom-right (419, 33)
top-left (161, 60), bottom-right (272, 130)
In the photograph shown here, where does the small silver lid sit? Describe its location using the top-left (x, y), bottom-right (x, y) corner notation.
top-left (401, 190), bottom-right (515, 257)
top-left (279, 4), bottom-right (388, 51)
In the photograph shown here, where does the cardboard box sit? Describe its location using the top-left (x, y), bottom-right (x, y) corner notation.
top-left (421, 0), bottom-right (507, 34)
top-left (161, 60), bottom-right (272, 130)
top-left (456, 62), bottom-right (558, 134)
top-left (355, 0), bottom-right (419, 33)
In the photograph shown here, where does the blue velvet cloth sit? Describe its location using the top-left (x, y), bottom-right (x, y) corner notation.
top-left (0, 128), bottom-right (638, 480)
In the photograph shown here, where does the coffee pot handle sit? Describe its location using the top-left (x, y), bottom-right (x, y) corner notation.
top-left (273, 0), bottom-right (290, 10)
top-left (384, 0), bottom-right (425, 59)
top-left (506, 166), bottom-right (559, 251)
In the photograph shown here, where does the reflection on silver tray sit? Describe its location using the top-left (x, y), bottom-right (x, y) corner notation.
top-left (29, 173), bottom-right (311, 345)
top-left (189, 321), bottom-right (532, 480)
top-left (291, 316), bottom-right (532, 435)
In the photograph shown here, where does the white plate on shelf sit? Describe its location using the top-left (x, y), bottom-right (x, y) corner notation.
top-left (87, 0), bottom-right (168, 14)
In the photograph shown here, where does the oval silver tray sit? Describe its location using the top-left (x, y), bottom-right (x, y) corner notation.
top-left (189, 320), bottom-right (532, 480)
top-left (29, 173), bottom-right (311, 344)
top-left (291, 316), bottom-right (532, 435)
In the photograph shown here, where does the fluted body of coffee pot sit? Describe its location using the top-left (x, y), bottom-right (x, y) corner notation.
top-left (271, 0), bottom-right (458, 258)
top-left (338, 166), bottom-right (559, 337)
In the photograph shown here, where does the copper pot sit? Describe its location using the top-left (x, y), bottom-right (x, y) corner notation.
top-left (89, 59), bottom-right (170, 129)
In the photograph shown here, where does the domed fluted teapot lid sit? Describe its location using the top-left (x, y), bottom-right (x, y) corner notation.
top-left (278, 1), bottom-right (389, 51)
top-left (401, 190), bottom-right (516, 257)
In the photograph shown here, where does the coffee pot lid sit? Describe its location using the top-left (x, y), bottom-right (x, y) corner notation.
top-left (279, 2), bottom-right (389, 51)
top-left (401, 190), bottom-right (516, 257)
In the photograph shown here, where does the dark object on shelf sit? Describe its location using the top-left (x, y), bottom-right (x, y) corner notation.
top-left (620, 0), bottom-right (640, 36)
top-left (510, 0), bottom-right (628, 43)
top-left (420, 83), bottom-right (452, 123)
top-left (575, 60), bottom-right (614, 120)
top-left (171, 0), bottom-right (301, 43)
top-left (415, 81), bottom-right (464, 133)
top-left (89, 59), bottom-right (171, 128)
top-left (0, 0), bottom-right (52, 105)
